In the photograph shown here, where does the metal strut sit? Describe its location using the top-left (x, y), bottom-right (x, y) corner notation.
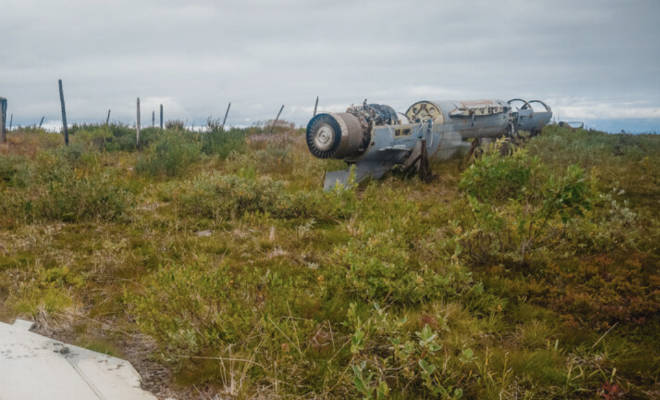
top-left (403, 139), bottom-right (433, 181)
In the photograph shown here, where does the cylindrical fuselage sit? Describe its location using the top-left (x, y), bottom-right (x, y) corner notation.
top-left (307, 98), bottom-right (552, 189)
top-left (307, 99), bottom-right (514, 164)
top-left (405, 99), bottom-right (510, 139)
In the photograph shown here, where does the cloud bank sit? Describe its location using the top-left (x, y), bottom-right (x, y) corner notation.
top-left (1, 0), bottom-right (659, 130)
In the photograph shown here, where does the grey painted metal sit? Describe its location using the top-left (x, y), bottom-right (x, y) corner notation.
top-left (0, 97), bottom-right (6, 143)
top-left (309, 97), bottom-right (552, 189)
top-left (0, 319), bottom-right (157, 400)
top-left (58, 79), bottom-right (69, 146)
top-left (508, 99), bottom-right (552, 134)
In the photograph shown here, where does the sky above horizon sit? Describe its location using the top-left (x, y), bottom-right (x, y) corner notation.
top-left (1, 0), bottom-right (659, 132)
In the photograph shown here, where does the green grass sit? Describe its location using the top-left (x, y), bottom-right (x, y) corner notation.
top-left (0, 124), bottom-right (659, 399)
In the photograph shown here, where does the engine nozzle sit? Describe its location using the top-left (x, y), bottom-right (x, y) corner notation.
top-left (306, 112), bottom-right (370, 159)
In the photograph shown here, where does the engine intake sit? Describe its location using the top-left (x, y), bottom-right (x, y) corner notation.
top-left (307, 103), bottom-right (400, 160)
top-left (306, 112), bottom-right (370, 159)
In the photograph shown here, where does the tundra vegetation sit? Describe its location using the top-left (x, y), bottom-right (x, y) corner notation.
top-left (0, 121), bottom-right (658, 399)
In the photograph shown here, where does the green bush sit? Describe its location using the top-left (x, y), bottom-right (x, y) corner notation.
top-left (165, 120), bottom-right (185, 130)
top-left (529, 126), bottom-right (660, 212)
top-left (200, 126), bottom-right (247, 159)
top-left (127, 261), bottom-right (254, 364)
top-left (0, 146), bottom-right (133, 225)
top-left (34, 173), bottom-right (132, 222)
top-left (0, 154), bottom-right (28, 186)
top-left (173, 172), bottom-right (357, 220)
top-left (457, 143), bottom-right (597, 266)
top-left (69, 123), bottom-right (161, 152)
top-left (135, 132), bottom-right (202, 177)
top-left (459, 143), bottom-right (538, 202)
top-left (329, 224), bottom-right (471, 305)
top-left (325, 185), bottom-right (473, 306)
top-left (1, 173), bottom-right (132, 225)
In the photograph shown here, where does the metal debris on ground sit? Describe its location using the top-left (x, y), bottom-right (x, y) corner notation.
top-left (0, 319), bottom-right (157, 400)
top-left (306, 97), bottom-right (552, 189)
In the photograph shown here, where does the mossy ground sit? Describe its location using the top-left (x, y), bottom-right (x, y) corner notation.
top-left (0, 123), bottom-right (658, 399)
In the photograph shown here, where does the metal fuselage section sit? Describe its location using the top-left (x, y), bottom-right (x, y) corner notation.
top-left (306, 98), bottom-right (552, 189)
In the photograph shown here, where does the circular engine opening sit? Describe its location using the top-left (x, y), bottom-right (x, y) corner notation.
top-left (306, 114), bottom-right (343, 159)
top-left (306, 112), bottom-right (371, 160)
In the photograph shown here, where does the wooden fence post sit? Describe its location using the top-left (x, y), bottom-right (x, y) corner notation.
top-left (0, 97), bottom-right (6, 143)
top-left (160, 104), bottom-right (163, 130)
top-left (39, 116), bottom-right (44, 129)
top-left (9, 114), bottom-right (12, 131)
top-left (268, 104), bottom-right (284, 134)
top-left (136, 97), bottom-right (141, 149)
top-left (58, 79), bottom-right (69, 146)
top-left (222, 102), bottom-right (231, 130)
top-left (152, 111), bottom-right (155, 128)
top-left (313, 96), bottom-right (319, 117)
top-left (106, 109), bottom-right (111, 126)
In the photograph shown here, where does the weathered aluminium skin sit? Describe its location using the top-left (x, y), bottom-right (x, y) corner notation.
top-left (306, 98), bottom-right (552, 190)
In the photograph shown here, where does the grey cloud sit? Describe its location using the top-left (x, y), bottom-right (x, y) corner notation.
top-left (1, 0), bottom-right (659, 129)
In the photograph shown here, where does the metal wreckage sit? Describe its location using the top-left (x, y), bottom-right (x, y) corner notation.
top-left (306, 98), bottom-right (552, 190)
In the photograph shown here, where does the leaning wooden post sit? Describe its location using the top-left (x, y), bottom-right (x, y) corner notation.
top-left (106, 109), bottom-right (111, 126)
top-left (9, 114), bottom-right (12, 131)
top-left (159, 104), bottom-right (163, 130)
top-left (39, 116), bottom-right (45, 129)
top-left (221, 102), bottom-right (231, 130)
top-left (0, 97), bottom-right (6, 143)
top-left (313, 96), bottom-right (319, 117)
top-left (58, 79), bottom-right (69, 146)
top-left (136, 97), bottom-right (141, 149)
top-left (152, 111), bottom-right (155, 128)
top-left (268, 104), bottom-right (284, 134)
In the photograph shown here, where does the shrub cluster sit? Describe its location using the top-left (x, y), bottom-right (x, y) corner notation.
top-left (455, 142), bottom-right (640, 267)
top-left (0, 147), bottom-right (132, 225)
top-left (135, 132), bottom-right (202, 177)
top-left (3, 124), bottom-right (660, 399)
top-left (200, 125), bottom-right (247, 159)
top-left (172, 172), bottom-right (357, 220)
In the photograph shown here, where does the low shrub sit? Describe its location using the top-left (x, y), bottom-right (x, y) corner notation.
top-left (0, 154), bottom-right (28, 186)
top-left (127, 261), bottom-right (255, 364)
top-left (0, 172), bottom-right (132, 224)
top-left (456, 143), bottom-right (606, 267)
top-left (35, 173), bottom-right (133, 222)
top-left (68, 123), bottom-right (161, 152)
top-left (135, 132), bottom-right (202, 177)
top-left (173, 173), bottom-right (357, 221)
top-left (545, 253), bottom-right (660, 328)
top-left (325, 185), bottom-right (473, 306)
top-left (200, 124), bottom-right (247, 159)
top-left (3, 264), bottom-right (84, 333)
top-left (459, 143), bottom-right (538, 202)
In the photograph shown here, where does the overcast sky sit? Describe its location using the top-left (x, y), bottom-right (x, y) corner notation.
top-left (1, 0), bottom-right (659, 131)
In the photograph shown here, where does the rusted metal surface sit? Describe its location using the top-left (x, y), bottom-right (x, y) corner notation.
top-left (308, 97), bottom-right (553, 189)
